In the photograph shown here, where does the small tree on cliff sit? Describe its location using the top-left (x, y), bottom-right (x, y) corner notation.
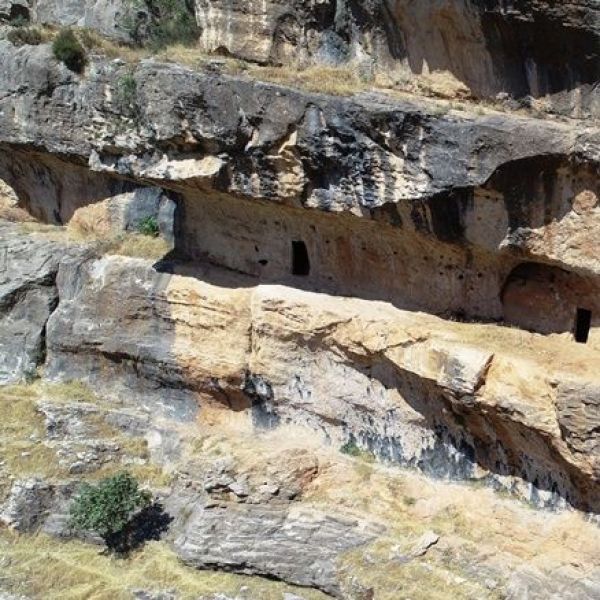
top-left (69, 472), bottom-right (152, 552)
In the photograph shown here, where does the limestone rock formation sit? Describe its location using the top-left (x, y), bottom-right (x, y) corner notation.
top-left (1, 2), bottom-right (600, 598)
top-left (0, 0), bottom-right (132, 39)
top-left (174, 503), bottom-right (380, 596)
top-left (194, 0), bottom-right (600, 116)
top-left (0, 43), bottom-right (599, 343)
top-left (0, 223), bottom-right (87, 383)
top-left (39, 249), bottom-right (600, 512)
top-left (2, 0), bottom-right (598, 116)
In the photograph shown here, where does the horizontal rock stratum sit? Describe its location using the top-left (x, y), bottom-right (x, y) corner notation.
top-left (1, 5), bottom-right (600, 597)
top-left (3, 0), bottom-right (599, 117)
top-left (2, 220), bottom-right (599, 515)
top-left (1, 43), bottom-right (599, 344)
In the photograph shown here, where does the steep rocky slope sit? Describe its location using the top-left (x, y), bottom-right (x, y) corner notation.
top-left (0, 2), bottom-right (600, 599)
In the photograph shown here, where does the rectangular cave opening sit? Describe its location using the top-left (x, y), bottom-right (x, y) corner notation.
top-left (574, 308), bottom-right (592, 344)
top-left (291, 240), bottom-right (310, 276)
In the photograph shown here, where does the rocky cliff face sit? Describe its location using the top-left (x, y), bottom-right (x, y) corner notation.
top-left (195, 0), bottom-right (600, 114)
top-left (1, 2), bottom-right (600, 599)
top-left (2, 0), bottom-right (599, 117)
top-left (1, 41), bottom-right (599, 339)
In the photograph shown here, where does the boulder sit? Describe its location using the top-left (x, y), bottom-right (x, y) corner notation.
top-left (174, 503), bottom-right (380, 597)
top-left (0, 478), bottom-right (55, 531)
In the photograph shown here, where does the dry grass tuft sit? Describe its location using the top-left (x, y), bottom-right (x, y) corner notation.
top-left (39, 380), bottom-right (100, 404)
top-left (13, 217), bottom-right (170, 262)
top-left (0, 384), bottom-right (66, 496)
top-left (106, 233), bottom-right (171, 261)
top-left (247, 64), bottom-right (367, 96)
top-left (0, 381), bottom-right (170, 489)
top-left (76, 27), bottom-right (147, 63)
top-left (339, 541), bottom-right (495, 600)
top-left (0, 531), bottom-right (329, 600)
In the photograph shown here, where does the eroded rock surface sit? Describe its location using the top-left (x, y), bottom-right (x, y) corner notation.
top-left (40, 250), bottom-right (600, 512)
top-left (0, 223), bottom-right (88, 383)
top-left (0, 3), bottom-right (599, 597)
top-left (1, 44), bottom-right (599, 343)
top-left (175, 504), bottom-right (380, 597)
top-left (2, 0), bottom-right (598, 116)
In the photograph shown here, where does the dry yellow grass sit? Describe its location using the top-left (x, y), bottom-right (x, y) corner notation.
top-left (247, 64), bottom-right (367, 96)
top-left (340, 542), bottom-right (496, 600)
top-left (76, 27), bottom-right (147, 63)
top-left (12, 218), bottom-right (171, 261)
top-left (0, 381), bottom-right (170, 490)
top-left (0, 532), bottom-right (329, 600)
top-left (106, 233), bottom-right (171, 261)
top-left (0, 384), bottom-right (65, 491)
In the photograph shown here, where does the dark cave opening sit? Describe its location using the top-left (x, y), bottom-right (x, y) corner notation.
top-left (291, 240), bottom-right (310, 276)
top-left (574, 308), bottom-right (592, 344)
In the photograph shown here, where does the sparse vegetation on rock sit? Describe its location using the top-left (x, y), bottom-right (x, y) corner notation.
top-left (137, 215), bottom-right (159, 237)
top-left (7, 26), bottom-right (44, 46)
top-left (124, 0), bottom-right (199, 50)
top-left (52, 28), bottom-right (87, 73)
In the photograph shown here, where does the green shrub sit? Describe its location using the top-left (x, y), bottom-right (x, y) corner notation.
top-left (115, 71), bottom-right (139, 118)
top-left (340, 440), bottom-right (362, 457)
top-left (340, 440), bottom-right (375, 462)
top-left (69, 472), bottom-right (152, 549)
top-left (52, 28), bottom-right (87, 73)
top-left (124, 0), bottom-right (199, 50)
top-left (137, 216), bottom-right (160, 237)
top-left (7, 26), bottom-right (43, 46)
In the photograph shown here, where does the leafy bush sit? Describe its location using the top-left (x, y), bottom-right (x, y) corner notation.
top-left (69, 472), bottom-right (152, 549)
top-left (137, 216), bottom-right (160, 237)
top-left (52, 28), bottom-right (87, 73)
top-left (7, 26), bottom-right (43, 46)
top-left (124, 0), bottom-right (199, 50)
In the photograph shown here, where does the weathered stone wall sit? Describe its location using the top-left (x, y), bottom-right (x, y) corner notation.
top-left (177, 188), bottom-right (512, 319)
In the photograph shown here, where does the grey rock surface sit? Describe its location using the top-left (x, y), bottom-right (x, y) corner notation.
top-left (0, 222), bottom-right (88, 383)
top-left (32, 0), bottom-right (131, 40)
top-left (0, 43), bottom-right (598, 223)
top-left (2, 0), bottom-right (598, 116)
top-left (0, 478), bottom-right (55, 531)
top-left (174, 503), bottom-right (381, 597)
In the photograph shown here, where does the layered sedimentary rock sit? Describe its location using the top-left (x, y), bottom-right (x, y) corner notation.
top-left (1, 2), bottom-right (600, 597)
top-left (174, 504), bottom-right (380, 596)
top-left (194, 0), bottom-right (600, 114)
top-left (38, 247), bottom-right (600, 513)
top-left (0, 43), bottom-right (599, 344)
top-left (2, 0), bottom-right (598, 116)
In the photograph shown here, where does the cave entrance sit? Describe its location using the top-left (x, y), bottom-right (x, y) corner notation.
top-left (291, 240), bottom-right (310, 276)
top-left (574, 308), bottom-right (592, 344)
